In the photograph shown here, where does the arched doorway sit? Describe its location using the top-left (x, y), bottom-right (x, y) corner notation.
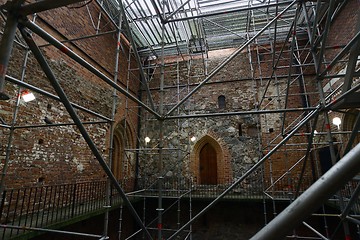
top-left (200, 143), bottom-right (218, 185)
top-left (190, 134), bottom-right (232, 185)
top-left (111, 120), bottom-right (135, 183)
top-left (112, 133), bottom-right (123, 180)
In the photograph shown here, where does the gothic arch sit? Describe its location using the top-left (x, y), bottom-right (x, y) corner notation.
top-left (112, 119), bottom-right (136, 182)
top-left (342, 109), bottom-right (360, 149)
top-left (190, 133), bottom-right (232, 185)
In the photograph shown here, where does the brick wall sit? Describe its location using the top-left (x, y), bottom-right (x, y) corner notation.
top-left (1, 0), bottom-right (358, 191)
top-left (314, 0), bottom-right (360, 164)
top-left (0, 1), bottom-right (140, 189)
top-left (138, 22), bottom-right (328, 190)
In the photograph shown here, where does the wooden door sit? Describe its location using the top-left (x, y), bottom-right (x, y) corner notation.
top-left (200, 143), bottom-right (217, 185)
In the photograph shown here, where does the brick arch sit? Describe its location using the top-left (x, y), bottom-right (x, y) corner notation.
top-left (112, 119), bottom-right (136, 180)
top-left (190, 132), bottom-right (232, 184)
top-left (342, 109), bottom-right (360, 149)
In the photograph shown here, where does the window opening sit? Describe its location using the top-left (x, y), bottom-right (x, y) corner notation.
top-left (218, 95), bottom-right (226, 109)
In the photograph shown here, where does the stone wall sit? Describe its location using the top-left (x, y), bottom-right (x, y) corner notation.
top-left (139, 37), bottom-right (320, 188)
top-left (1, 0), bottom-right (358, 192)
top-left (138, 51), bottom-right (263, 189)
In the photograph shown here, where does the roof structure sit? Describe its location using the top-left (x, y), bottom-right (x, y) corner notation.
top-left (100, 0), bottom-right (313, 58)
top-left (1, 0), bottom-right (360, 239)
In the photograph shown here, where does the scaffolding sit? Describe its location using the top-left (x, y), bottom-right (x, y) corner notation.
top-left (0, 0), bottom-right (360, 239)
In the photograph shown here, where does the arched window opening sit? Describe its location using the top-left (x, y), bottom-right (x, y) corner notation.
top-left (218, 95), bottom-right (226, 109)
top-left (238, 123), bottom-right (242, 137)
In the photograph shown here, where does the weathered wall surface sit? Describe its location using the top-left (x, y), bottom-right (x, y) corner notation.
top-left (138, 35), bottom-right (321, 190)
top-left (0, 1), bottom-right (140, 189)
top-left (138, 50), bottom-right (263, 189)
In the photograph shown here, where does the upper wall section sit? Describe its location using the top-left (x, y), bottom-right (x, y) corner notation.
top-left (0, 0), bottom-right (141, 188)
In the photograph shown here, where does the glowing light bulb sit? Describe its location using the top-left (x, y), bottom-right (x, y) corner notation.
top-left (21, 90), bottom-right (35, 102)
top-left (332, 117), bottom-right (341, 130)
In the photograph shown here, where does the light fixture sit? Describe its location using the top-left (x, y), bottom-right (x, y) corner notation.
top-left (21, 90), bottom-right (35, 102)
top-left (165, 171), bottom-right (173, 177)
top-left (44, 116), bottom-right (53, 125)
top-left (313, 130), bottom-right (318, 135)
top-left (145, 136), bottom-right (150, 143)
top-left (190, 136), bottom-right (196, 142)
top-left (332, 117), bottom-right (341, 130)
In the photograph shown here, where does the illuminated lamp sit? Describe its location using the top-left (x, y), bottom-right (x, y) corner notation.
top-left (332, 117), bottom-right (341, 130)
top-left (21, 90), bottom-right (35, 102)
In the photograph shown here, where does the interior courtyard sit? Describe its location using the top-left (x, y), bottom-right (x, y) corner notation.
top-left (0, 0), bottom-right (360, 239)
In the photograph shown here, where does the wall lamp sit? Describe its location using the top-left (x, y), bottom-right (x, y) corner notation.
top-left (332, 117), bottom-right (341, 130)
top-left (21, 89), bottom-right (36, 102)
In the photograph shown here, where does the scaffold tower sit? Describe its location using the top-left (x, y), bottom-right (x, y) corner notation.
top-left (0, 0), bottom-right (360, 239)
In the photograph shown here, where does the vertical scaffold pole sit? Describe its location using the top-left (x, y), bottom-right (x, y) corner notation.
top-left (176, 50), bottom-right (182, 233)
top-left (0, 4), bottom-right (20, 100)
top-left (19, 27), bottom-right (153, 240)
top-left (103, 6), bottom-right (123, 239)
top-left (157, 1), bottom-right (166, 239)
top-left (0, 12), bottom-right (36, 195)
top-left (0, 43), bottom-right (29, 194)
top-left (247, 0), bottom-right (270, 225)
top-left (118, 203), bottom-right (124, 240)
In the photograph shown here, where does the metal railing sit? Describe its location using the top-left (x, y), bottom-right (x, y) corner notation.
top-left (134, 175), bottom-right (314, 200)
top-left (0, 180), bottom-right (126, 239)
top-left (1, 175), bottom-right (359, 239)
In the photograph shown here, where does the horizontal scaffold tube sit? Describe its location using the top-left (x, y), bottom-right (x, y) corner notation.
top-left (20, 19), bottom-right (162, 120)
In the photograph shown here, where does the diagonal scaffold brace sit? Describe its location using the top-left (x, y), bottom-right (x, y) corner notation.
top-left (19, 26), bottom-right (153, 240)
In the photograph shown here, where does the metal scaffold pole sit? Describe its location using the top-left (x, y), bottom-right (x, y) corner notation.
top-left (156, 1), bottom-right (166, 238)
top-left (20, 19), bottom-right (162, 120)
top-left (5, 75), bottom-right (112, 121)
top-left (0, 1), bottom-right (21, 100)
top-left (166, 0), bottom-right (297, 117)
top-left (250, 141), bottom-right (360, 240)
top-left (1, 0), bottom-right (360, 239)
top-left (103, 6), bottom-right (123, 239)
top-left (19, 26), bottom-right (153, 240)
top-left (0, 12), bottom-right (34, 193)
